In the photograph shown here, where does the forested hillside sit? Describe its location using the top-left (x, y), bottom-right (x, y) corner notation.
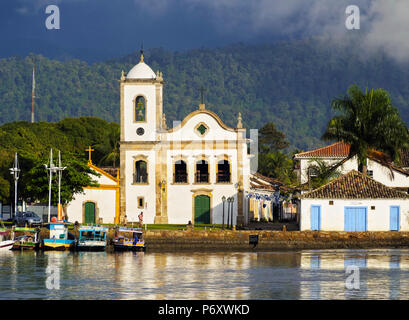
top-left (1, 37), bottom-right (409, 150)
top-left (0, 117), bottom-right (119, 203)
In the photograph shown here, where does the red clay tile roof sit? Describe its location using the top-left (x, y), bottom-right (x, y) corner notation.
top-left (294, 141), bottom-right (350, 158)
top-left (301, 170), bottom-right (409, 199)
top-left (295, 142), bottom-right (409, 176)
top-left (250, 173), bottom-right (293, 192)
top-left (250, 174), bottom-right (280, 191)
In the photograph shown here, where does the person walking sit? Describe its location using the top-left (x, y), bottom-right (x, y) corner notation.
top-left (138, 212), bottom-right (143, 227)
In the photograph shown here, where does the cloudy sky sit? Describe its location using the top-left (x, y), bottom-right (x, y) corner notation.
top-left (1, 0), bottom-right (409, 62)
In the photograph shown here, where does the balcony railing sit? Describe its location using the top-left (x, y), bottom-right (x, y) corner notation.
top-left (195, 172), bottom-right (209, 183)
top-left (174, 173), bottom-right (188, 183)
top-left (133, 173), bottom-right (148, 184)
top-left (217, 172), bottom-right (231, 183)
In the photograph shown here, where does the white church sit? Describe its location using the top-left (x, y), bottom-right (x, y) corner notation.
top-left (67, 52), bottom-right (256, 226)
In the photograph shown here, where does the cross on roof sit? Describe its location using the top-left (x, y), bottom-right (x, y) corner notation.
top-left (85, 146), bottom-right (94, 164)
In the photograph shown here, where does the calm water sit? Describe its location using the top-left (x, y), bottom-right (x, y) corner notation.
top-left (0, 248), bottom-right (408, 299)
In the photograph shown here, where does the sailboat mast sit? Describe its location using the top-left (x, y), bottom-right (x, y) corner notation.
top-left (48, 149), bottom-right (54, 222)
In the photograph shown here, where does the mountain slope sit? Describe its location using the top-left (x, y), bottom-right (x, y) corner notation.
top-left (1, 38), bottom-right (409, 150)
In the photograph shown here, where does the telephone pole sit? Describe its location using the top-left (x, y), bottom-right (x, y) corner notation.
top-left (31, 63), bottom-right (35, 123)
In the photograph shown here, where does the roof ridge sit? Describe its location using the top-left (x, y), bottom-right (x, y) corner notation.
top-left (302, 170), bottom-right (409, 199)
top-left (294, 141), bottom-right (349, 158)
top-left (302, 169), bottom-right (358, 197)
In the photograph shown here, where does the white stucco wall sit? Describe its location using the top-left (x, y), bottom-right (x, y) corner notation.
top-left (301, 198), bottom-right (409, 231)
top-left (368, 159), bottom-right (409, 188)
top-left (124, 149), bottom-right (156, 224)
top-left (299, 157), bottom-right (409, 188)
top-left (66, 166), bottom-right (118, 224)
top-left (123, 84), bottom-right (159, 142)
top-left (92, 172), bottom-right (117, 185)
top-left (166, 113), bottom-right (237, 142)
top-left (66, 188), bottom-right (117, 224)
top-left (299, 157), bottom-right (357, 184)
top-left (166, 146), bottom-right (239, 224)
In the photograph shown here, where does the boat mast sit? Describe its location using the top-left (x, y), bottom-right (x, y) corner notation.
top-left (45, 149), bottom-right (57, 222)
top-left (9, 153), bottom-right (20, 219)
top-left (56, 150), bottom-right (67, 220)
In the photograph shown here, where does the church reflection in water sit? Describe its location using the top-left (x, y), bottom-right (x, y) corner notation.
top-left (299, 250), bottom-right (408, 300)
top-left (1, 249), bottom-right (409, 299)
top-left (110, 252), bottom-right (254, 299)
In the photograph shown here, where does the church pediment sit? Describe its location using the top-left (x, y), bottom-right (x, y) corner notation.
top-left (165, 110), bottom-right (238, 141)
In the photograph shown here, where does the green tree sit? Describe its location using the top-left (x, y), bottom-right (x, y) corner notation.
top-left (322, 85), bottom-right (409, 175)
top-left (259, 122), bottom-right (289, 154)
top-left (18, 152), bottom-right (100, 205)
top-left (94, 125), bottom-right (120, 168)
top-left (257, 122), bottom-right (297, 185)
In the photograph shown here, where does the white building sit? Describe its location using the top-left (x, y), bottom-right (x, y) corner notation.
top-left (300, 170), bottom-right (409, 231)
top-left (65, 162), bottom-right (120, 224)
top-left (119, 52), bottom-right (251, 225)
top-left (294, 141), bottom-right (409, 191)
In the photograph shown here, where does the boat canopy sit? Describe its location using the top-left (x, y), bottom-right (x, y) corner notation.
top-left (117, 227), bottom-right (142, 233)
top-left (79, 226), bottom-right (108, 232)
top-left (13, 227), bottom-right (37, 232)
top-left (44, 222), bottom-right (72, 227)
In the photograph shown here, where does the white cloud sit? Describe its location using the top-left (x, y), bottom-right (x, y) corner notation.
top-left (364, 0), bottom-right (409, 63)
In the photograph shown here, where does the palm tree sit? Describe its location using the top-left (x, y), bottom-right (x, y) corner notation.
top-left (95, 126), bottom-right (120, 168)
top-left (322, 85), bottom-right (409, 175)
top-left (259, 152), bottom-right (296, 185)
top-left (307, 158), bottom-right (342, 190)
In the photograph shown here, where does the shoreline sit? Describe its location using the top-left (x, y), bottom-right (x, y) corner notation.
top-left (33, 227), bottom-right (409, 251)
top-left (143, 229), bottom-right (409, 251)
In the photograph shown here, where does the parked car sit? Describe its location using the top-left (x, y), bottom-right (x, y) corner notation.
top-left (13, 211), bottom-right (43, 227)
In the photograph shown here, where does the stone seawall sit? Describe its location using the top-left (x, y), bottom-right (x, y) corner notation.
top-left (142, 230), bottom-right (409, 251)
top-left (39, 227), bottom-right (409, 251)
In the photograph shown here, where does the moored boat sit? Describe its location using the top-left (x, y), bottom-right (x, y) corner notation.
top-left (0, 224), bottom-right (14, 251)
top-left (76, 225), bottom-right (108, 251)
top-left (112, 227), bottom-right (146, 252)
top-left (11, 226), bottom-right (41, 250)
top-left (42, 222), bottom-right (76, 251)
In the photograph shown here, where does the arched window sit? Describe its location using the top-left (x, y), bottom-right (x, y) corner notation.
top-left (217, 160), bottom-right (231, 183)
top-left (195, 160), bottom-right (209, 183)
top-left (135, 96), bottom-right (146, 122)
top-left (174, 160), bottom-right (187, 183)
top-left (134, 160), bottom-right (148, 183)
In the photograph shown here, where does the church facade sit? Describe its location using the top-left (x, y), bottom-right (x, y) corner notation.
top-left (119, 54), bottom-right (251, 225)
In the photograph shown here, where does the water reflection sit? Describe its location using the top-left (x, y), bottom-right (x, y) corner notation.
top-left (1, 249), bottom-right (409, 299)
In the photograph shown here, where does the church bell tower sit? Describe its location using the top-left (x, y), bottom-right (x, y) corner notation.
top-left (120, 49), bottom-right (164, 142)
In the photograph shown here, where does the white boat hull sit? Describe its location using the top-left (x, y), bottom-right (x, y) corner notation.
top-left (0, 240), bottom-right (15, 251)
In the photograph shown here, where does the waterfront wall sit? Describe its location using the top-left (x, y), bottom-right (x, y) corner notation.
top-left (39, 227), bottom-right (409, 251)
top-left (142, 229), bottom-right (409, 251)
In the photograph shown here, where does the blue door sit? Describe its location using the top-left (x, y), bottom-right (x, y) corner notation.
top-left (311, 205), bottom-right (321, 231)
top-left (390, 206), bottom-right (400, 231)
top-left (344, 207), bottom-right (367, 231)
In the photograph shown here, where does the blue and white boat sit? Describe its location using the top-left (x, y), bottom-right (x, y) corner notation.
top-left (112, 227), bottom-right (146, 251)
top-left (42, 222), bottom-right (75, 251)
top-left (76, 225), bottom-right (108, 251)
